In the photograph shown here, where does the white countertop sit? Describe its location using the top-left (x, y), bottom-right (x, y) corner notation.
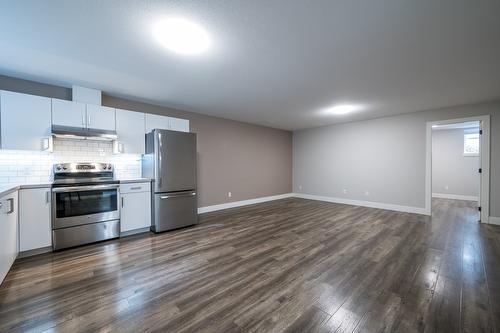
top-left (0, 183), bottom-right (53, 197)
top-left (0, 178), bottom-right (151, 197)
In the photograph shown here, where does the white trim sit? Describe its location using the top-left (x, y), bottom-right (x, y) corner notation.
top-left (432, 193), bottom-right (479, 201)
top-left (427, 115), bottom-right (490, 223)
top-left (488, 216), bottom-right (500, 226)
top-left (198, 193), bottom-right (294, 214)
top-left (294, 193), bottom-right (428, 215)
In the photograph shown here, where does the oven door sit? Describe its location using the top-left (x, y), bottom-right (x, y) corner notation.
top-left (52, 184), bottom-right (120, 229)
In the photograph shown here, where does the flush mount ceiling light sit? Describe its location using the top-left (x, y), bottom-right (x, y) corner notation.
top-left (325, 104), bottom-right (364, 115)
top-left (153, 17), bottom-right (210, 55)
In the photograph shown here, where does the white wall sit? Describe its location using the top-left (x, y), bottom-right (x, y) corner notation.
top-left (432, 129), bottom-right (479, 199)
top-left (0, 138), bottom-right (141, 185)
top-left (293, 100), bottom-right (500, 218)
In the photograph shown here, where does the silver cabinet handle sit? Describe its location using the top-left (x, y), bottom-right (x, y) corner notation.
top-left (130, 186), bottom-right (142, 190)
top-left (81, 114), bottom-right (85, 126)
top-left (121, 197), bottom-right (124, 207)
top-left (6, 198), bottom-right (14, 214)
top-left (45, 191), bottom-right (50, 204)
top-left (88, 114), bottom-right (91, 126)
top-left (160, 192), bottom-right (196, 199)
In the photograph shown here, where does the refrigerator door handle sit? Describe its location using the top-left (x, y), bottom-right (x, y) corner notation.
top-left (160, 192), bottom-right (196, 200)
top-left (157, 131), bottom-right (162, 188)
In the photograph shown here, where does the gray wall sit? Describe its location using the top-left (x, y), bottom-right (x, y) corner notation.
top-left (293, 101), bottom-right (500, 217)
top-left (432, 129), bottom-right (479, 198)
top-left (103, 95), bottom-right (292, 207)
top-left (0, 75), bottom-right (293, 207)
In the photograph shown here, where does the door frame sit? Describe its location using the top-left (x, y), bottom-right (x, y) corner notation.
top-left (425, 115), bottom-right (490, 222)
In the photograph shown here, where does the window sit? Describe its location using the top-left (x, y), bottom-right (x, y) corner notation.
top-left (464, 132), bottom-right (479, 156)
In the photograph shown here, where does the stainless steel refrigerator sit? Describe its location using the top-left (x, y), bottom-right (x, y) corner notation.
top-left (142, 129), bottom-right (198, 233)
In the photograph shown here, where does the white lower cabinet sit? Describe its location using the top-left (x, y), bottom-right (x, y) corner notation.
top-left (0, 191), bottom-right (19, 284)
top-left (19, 188), bottom-right (52, 252)
top-left (120, 183), bottom-right (151, 233)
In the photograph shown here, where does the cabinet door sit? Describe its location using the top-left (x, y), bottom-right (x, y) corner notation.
top-left (0, 191), bottom-right (18, 285)
top-left (169, 117), bottom-right (190, 132)
top-left (120, 192), bottom-right (151, 232)
top-left (0, 90), bottom-right (52, 150)
top-left (19, 188), bottom-right (51, 252)
top-left (116, 109), bottom-right (145, 154)
top-left (87, 104), bottom-right (116, 131)
top-left (145, 114), bottom-right (170, 133)
top-left (52, 98), bottom-right (86, 128)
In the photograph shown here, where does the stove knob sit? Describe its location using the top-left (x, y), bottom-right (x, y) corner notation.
top-left (56, 165), bottom-right (62, 171)
top-left (63, 166), bottom-right (68, 170)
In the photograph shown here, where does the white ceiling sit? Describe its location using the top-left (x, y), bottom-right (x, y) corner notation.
top-left (0, 0), bottom-right (499, 130)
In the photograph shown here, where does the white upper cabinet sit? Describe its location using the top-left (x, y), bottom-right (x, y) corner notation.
top-left (86, 104), bottom-right (116, 131)
top-left (0, 90), bottom-right (52, 151)
top-left (52, 99), bottom-right (115, 131)
top-left (169, 117), bottom-right (190, 132)
top-left (52, 98), bottom-right (86, 128)
top-left (19, 188), bottom-right (51, 252)
top-left (116, 108), bottom-right (145, 154)
top-left (145, 114), bottom-right (170, 133)
top-left (145, 114), bottom-right (190, 133)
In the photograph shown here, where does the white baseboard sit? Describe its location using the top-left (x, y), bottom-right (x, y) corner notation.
top-left (432, 193), bottom-right (479, 201)
top-left (198, 193), bottom-right (294, 214)
top-left (198, 192), bottom-right (430, 216)
top-left (293, 193), bottom-right (429, 215)
top-left (488, 216), bottom-right (500, 225)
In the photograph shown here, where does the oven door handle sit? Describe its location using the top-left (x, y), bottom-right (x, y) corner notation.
top-left (52, 184), bottom-right (120, 193)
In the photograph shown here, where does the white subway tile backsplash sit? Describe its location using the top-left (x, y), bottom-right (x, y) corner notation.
top-left (9, 176), bottom-right (26, 183)
top-left (0, 138), bottom-right (142, 185)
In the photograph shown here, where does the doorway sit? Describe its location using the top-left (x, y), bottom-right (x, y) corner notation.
top-left (425, 116), bottom-right (490, 223)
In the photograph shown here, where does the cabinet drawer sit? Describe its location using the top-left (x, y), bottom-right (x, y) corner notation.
top-left (120, 182), bottom-right (150, 194)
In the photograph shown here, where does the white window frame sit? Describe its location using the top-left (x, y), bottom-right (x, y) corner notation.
top-left (463, 131), bottom-right (479, 157)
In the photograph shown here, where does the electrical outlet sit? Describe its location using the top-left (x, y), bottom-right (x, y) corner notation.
top-left (445, 185), bottom-right (449, 190)
top-left (364, 190), bottom-right (370, 196)
top-left (228, 192), bottom-right (232, 198)
top-left (343, 189), bottom-right (347, 194)
top-left (298, 185), bottom-right (302, 191)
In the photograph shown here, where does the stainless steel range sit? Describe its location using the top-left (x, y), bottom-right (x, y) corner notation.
top-left (51, 162), bottom-right (120, 250)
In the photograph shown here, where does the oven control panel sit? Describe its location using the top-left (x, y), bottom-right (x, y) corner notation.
top-left (53, 163), bottom-right (114, 173)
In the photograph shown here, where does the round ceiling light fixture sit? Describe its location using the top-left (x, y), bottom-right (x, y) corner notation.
top-left (325, 104), bottom-right (364, 115)
top-left (153, 17), bottom-right (210, 55)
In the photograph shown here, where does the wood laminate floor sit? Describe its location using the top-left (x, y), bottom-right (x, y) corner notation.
top-left (1, 198), bottom-right (500, 333)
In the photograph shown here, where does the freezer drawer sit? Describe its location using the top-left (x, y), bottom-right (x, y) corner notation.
top-left (152, 191), bottom-right (198, 233)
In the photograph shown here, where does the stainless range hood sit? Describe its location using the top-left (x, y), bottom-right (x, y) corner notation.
top-left (52, 125), bottom-right (118, 141)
